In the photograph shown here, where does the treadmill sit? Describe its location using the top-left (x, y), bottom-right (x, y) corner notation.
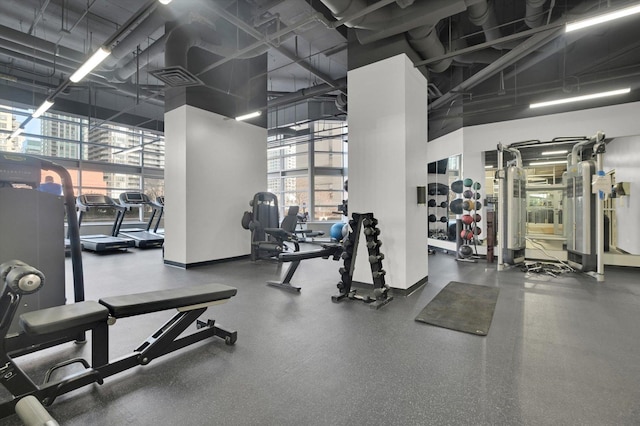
top-left (116, 192), bottom-right (165, 248)
top-left (146, 196), bottom-right (164, 235)
top-left (76, 194), bottom-right (135, 252)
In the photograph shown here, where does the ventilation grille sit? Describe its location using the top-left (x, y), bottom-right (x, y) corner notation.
top-left (150, 66), bottom-right (203, 88)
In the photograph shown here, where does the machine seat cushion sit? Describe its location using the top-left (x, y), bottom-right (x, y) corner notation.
top-left (20, 301), bottom-right (109, 335)
top-left (99, 283), bottom-right (237, 318)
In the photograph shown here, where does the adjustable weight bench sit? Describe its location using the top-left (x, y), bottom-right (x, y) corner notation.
top-left (0, 260), bottom-right (237, 420)
top-left (267, 244), bottom-right (343, 292)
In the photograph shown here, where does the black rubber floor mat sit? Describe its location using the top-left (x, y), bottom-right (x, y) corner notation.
top-left (415, 281), bottom-right (499, 336)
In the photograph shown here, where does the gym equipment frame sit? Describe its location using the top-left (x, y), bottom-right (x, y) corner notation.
top-left (0, 259), bottom-right (238, 420)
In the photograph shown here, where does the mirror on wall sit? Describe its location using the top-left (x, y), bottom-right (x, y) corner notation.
top-left (484, 147), bottom-right (568, 239)
top-left (427, 154), bottom-right (461, 242)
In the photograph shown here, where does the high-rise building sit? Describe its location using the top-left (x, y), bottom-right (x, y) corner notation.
top-left (40, 113), bottom-right (81, 158)
top-left (0, 106), bottom-right (22, 153)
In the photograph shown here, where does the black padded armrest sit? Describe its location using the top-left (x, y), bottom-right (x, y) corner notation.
top-left (99, 283), bottom-right (237, 318)
top-left (20, 301), bottom-right (109, 335)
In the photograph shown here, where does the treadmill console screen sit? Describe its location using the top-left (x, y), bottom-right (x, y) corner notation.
top-left (83, 194), bottom-right (110, 205)
top-left (123, 192), bottom-right (146, 203)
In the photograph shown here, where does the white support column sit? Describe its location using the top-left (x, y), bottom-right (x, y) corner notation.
top-left (164, 105), bottom-right (267, 266)
top-left (348, 54), bottom-right (429, 290)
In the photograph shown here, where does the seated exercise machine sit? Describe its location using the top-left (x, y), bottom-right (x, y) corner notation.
top-left (242, 192), bottom-right (296, 260)
top-left (242, 193), bottom-right (325, 260)
top-left (76, 194), bottom-right (136, 252)
top-left (115, 192), bottom-right (165, 248)
top-left (0, 155), bottom-right (238, 421)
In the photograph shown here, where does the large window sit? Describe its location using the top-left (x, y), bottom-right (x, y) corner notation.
top-left (0, 104), bottom-right (164, 222)
top-left (267, 120), bottom-right (347, 221)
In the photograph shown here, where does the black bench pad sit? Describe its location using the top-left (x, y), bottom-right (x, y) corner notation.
top-left (99, 283), bottom-right (237, 318)
top-left (20, 301), bottom-right (109, 335)
top-left (279, 245), bottom-right (342, 262)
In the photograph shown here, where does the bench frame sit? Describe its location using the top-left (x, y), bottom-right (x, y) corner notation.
top-left (0, 280), bottom-right (237, 420)
top-left (267, 245), bottom-right (342, 292)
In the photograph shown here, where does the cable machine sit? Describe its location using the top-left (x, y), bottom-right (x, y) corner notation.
top-left (496, 143), bottom-right (527, 268)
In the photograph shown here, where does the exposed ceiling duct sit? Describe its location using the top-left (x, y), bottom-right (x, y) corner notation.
top-left (1, 0), bottom-right (639, 135)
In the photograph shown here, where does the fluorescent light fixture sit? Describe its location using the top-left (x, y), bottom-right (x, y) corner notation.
top-left (32, 99), bottom-right (54, 118)
top-left (541, 150), bottom-right (568, 156)
top-left (528, 160), bottom-right (568, 166)
top-left (70, 47), bottom-right (111, 83)
top-left (484, 165), bottom-right (494, 169)
top-left (158, 0), bottom-right (172, 4)
top-left (119, 146), bottom-right (143, 155)
top-left (235, 111), bottom-right (262, 121)
top-left (530, 88), bottom-right (630, 108)
top-left (566, 3), bottom-right (640, 32)
top-left (10, 127), bottom-right (24, 139)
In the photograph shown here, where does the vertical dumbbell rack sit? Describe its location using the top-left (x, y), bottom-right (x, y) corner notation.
top-left (332, 212), bottom-right (393, 309)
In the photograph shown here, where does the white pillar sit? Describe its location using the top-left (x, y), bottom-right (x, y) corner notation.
top-left (164, 105), bottom-right (267, 267)
top-left (348, 54), bottom-right (429, 290)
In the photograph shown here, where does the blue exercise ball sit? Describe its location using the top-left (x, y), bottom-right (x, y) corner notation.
top-left (330, 222), bottom-right (345, 240)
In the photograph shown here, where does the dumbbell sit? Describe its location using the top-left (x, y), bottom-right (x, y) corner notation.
top-left (428, 199), bottom-right (437, 207)
top-left (363, 217), bottom-right (378, 227)
top-left (368, 254), bottom-right (385, 264)
top-left (366, 240), bottom-right (381, 249)
top-left (440, 201), bottom-right (448, 208)
top-left (372, 287), bottom-right (388, 299)
top-left (372, 270), bottom-right (386, 279)
top-left (428, 214), bottom-right (437, 223)
top-left (439, 216), bottom-right (448, 223)
top-left (364, 227), bottom-right (380, 236)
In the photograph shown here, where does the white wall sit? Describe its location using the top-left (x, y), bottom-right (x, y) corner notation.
top-left (429, 101), bottom-right (640, 158)
top-left (348, 54), bottom-right (428, 289)
top-left (164, 105), bottom-right (267, 265)
top-left (604, 135), bottom-right (640, 255)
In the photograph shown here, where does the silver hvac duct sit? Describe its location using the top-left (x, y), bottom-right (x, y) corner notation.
top-left (468, 0), bottom-right (502, 43)
top-left (504, 1), bottom-right (600, 81)
top-left (268, 77), bottom-right (347, 109)
top-left (406, 26), bottom-right (451, 73)
top-left (163, 20), bottom-right (271, 72)
top-left (525, 0), bottom-right (547, 28)
top-left (467, 0), bottom-right (548, 48)
top-left (103, 4), bottom-right (173, 67)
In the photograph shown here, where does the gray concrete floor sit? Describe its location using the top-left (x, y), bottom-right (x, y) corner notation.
top-left (3, 247), bottom-right (640, 425)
